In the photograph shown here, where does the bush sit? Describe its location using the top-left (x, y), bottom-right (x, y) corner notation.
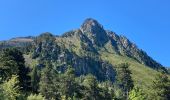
top-left (27, 94), bottom-right (45, 100)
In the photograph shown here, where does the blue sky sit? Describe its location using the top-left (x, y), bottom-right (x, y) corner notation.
top-left (0, 0), bottom-right (170, 67)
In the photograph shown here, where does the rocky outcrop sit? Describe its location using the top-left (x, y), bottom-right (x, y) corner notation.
top-left (80, 18), bottom-right (108, 46)
top-left (32, 32), bottom-right (116, 82)
top-left (106, 31), bottom-right (165, 71)
top-left (32, 18), bottom-right (166, 73)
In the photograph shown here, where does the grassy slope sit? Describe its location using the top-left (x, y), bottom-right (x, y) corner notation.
top-left (100, 51), bottom-right (159, 93)
top-left (55, 36), bottom-right (164, 94)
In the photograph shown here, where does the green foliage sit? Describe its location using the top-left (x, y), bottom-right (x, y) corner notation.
top-left (152, 73), bottom-right (170, 100)
top-left (116, 63), bottom-right (134, 99)
top-left (114, 86), bottom-right (124, 99)
top-left (129, 86), bottom-right (147, 100)
top-left (0, 48), bottom-right (31, 91)
top-left (39, 64), bottom-right (82, 100)
top-left (39, 62), bottom-right (59, 99)
top-left (0, 46), bottom-right (168, 100)
top-left (1, 75), bottom-right (20, 100)
top-left (27, 94), bottom-right (45, 100)
top-left (32, 33), bottom-right (58, 60)
top-left (58, 67), bottom-right (78, 99)
top-left (30, 66), bottom-right (40, 93)
top-left (0, 87), bottom-right (5, 100)
top-left (82, 74), bottom-right (98, 89)
top-left (0, 48), bottom-right (19, 81)
top-left (81, 74), bottom-right (101, 100)
top-left (98, 83), bottom-right (113, 100)
top-left (34, 32), bottom-right (55, 45)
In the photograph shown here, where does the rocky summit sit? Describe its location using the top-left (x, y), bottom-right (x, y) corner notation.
top-left (62, 18), bottom-right (166, 71)
top-left (80, 18), bottom-right (108, 46)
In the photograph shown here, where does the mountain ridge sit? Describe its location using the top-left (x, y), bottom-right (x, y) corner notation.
top-left (59, 18), bottom-right (165, 72)
top-left (0, 18), bottom-right (169, 96)
top-left (0, 18), bottom-right (166, 72)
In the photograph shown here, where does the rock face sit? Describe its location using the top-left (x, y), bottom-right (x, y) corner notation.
top-left (80, 18), bottom-right (108, 46)
top-left (106, 31), bottom-right (164, 70)
top-left (79, 18), bottom-right (165, 71)
top-left (32, 32), bottom-right (116, 81)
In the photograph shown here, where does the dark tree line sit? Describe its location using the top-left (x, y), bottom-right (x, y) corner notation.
top-left (0, 48), bottom-right (170, 100)
top-left (0, 48), bottom-right (31, 92)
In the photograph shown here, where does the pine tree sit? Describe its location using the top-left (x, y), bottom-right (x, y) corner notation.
top-left (0, 48), bottom-right (19, 81)
top-left (59, 67), bottom-right (78, 99)
top-left (99, 81), bottom-right (115, 100)
top-left (39, 62), bottom-right (60, 99)
top-left (82, 74), bottom-right (100, 100)
top-left (30, 66), bottom-right (39, 93)
top-left (152, 73), bottom-right (170, 100)
top-left (116, 63), bottom-right (134, 99)
top-left (0, 48), bottom-right (31, 91)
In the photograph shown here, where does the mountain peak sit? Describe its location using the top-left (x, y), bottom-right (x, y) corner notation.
top-left (80, 18), bottom-right (103, 33)
top-left (82, 18), bottom-right (100, 25)
top-left (80, 18), bottom-right (108, 46)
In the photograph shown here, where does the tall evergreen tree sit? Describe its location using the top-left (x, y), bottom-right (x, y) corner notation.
top-left (152, 73), bottom-right (170, 100)
top-left (0, 48), bottom-right (31, 91)
top-left (0, 48), bottom-right (19, 81)
top-left (58, 67), bottom-right (78, 99)
top-left (39, 62), bottom-right (60, 99)
top-left (99, 81), bottom-right (115, 100)
top-left (82, 74), bottom-right (101, 100)
top-left (116, 63), bottom-right (134, 99)
top-left (30, 66), bottom-right (40, 93)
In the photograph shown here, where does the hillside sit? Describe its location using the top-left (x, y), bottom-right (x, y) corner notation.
top-left (0, 18), bottom-right (169, 100)
top-left (0, 18), bottom-right (168, 86)
top-left (47, 18), bottom-right (168, 93)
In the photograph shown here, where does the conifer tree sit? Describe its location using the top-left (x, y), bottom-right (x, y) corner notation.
top-left (39, 62), bottom-right (59, 99)
top-left (59, 67), bottom-right (78, 99)
top-left (116, 63), bottom-right (134, 99)
top-left (82, 74), bottom-right (100, 100)
top-left (0, 48), bottom-right (31, 91)
top-left (30, 66), bottom-right (39, 93)
top-left (152, 73), bottom-right (170, 100)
